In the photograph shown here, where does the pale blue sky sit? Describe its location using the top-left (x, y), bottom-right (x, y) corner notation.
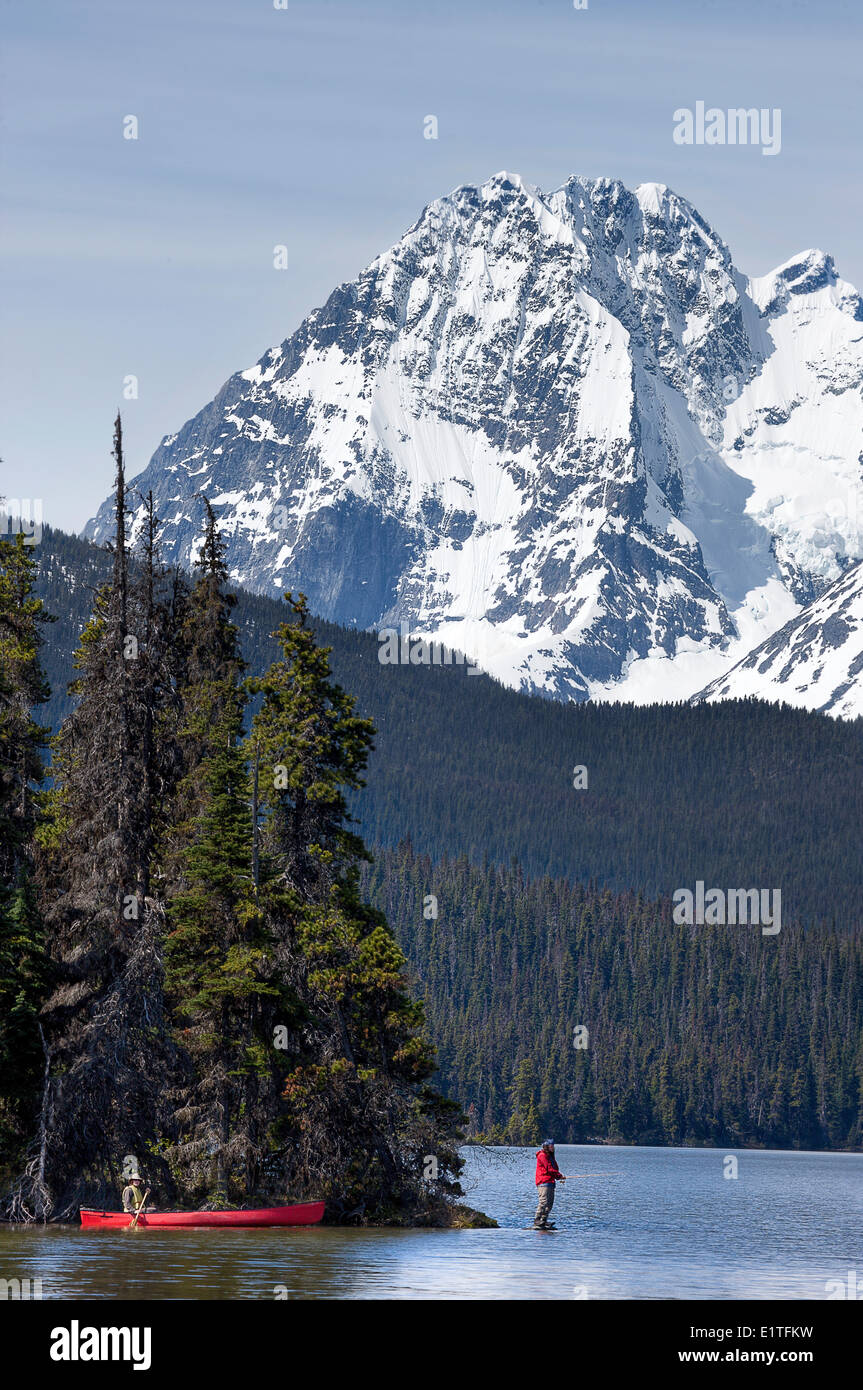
top-left (3, 0), bottom-right (861, 531)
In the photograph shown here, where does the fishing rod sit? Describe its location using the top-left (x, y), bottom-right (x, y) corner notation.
top-left (562, 1172), bottom-right (620, 1178)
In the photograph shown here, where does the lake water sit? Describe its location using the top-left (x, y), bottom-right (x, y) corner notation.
top-left (1, 1145), bottom-right (861, 1300)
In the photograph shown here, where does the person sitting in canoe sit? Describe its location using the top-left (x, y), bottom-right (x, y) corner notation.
top-left (121, 1170), bottom-right (153, 1215)
top-left (534, 1140), bottom-right (566, 1229)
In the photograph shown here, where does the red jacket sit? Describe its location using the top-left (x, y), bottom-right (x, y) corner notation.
top-left (535, 1149), bottom-right (563, 1185)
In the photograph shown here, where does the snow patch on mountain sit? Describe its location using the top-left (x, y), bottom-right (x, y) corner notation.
top-left (724, 249), bottom-right (863, 604)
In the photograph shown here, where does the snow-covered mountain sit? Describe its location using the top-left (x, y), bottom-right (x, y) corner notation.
top-left (695, 559), bottom-right (863, 719)
top-left (84, 172), bottom-right (863, 706)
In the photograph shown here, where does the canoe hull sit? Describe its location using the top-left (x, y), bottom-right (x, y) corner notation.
top-left (80, 1202), bottom-right (325, 1229)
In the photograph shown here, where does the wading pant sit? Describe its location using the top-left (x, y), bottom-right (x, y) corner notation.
top-left (534, 1181), bottom-right (555, 1227)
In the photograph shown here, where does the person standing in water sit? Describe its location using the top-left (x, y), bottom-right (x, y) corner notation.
top-left (534, 1140), bottom-right (566, 1228)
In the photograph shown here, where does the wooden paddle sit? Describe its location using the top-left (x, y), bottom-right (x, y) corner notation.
top-left (130, 1188), bottom-right (150, 1228)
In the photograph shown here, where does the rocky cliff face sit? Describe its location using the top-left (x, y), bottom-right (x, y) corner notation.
top-left (85, 172), bottom-right (863, 704)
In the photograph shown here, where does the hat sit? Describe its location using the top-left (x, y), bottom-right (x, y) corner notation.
top-left (542, 1139), bottom-right (555, 1149)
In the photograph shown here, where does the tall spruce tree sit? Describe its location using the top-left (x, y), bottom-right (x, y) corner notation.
top-left (163, 501), bottom-right (296, 1205)
top-left (248, 595), bottom-right (465, 1221)
top-left (0, 529), bottom-right (52, 1174)
top-left (160, 497), bottom-right (245, 874)
top-left (10, 417), bottom-right (180, 1218)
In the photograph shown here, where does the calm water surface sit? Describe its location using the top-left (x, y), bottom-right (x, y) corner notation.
top-left (1, 1146), bottom-right (861, 1299)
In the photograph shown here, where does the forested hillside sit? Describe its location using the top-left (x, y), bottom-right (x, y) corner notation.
top-left (15, 523), bottom-right (863, 1159)
top-left (37, 527), bottom-right (863, 929)
top-left (365, 844), bottom-right (863, 1150)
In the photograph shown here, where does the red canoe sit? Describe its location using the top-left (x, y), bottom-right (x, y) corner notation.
top-left (80, 1202), bottom-right (325, 1229)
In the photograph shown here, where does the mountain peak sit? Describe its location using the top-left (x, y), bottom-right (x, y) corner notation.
top-left (486, 169), bottom-right (528, 190)
top-left (750, 248), bottom-right (862, 319)
top-left (634, 180), bottom-right (671, 214)
top-left (775, 247), bottom-right (837, 287)
top-left (84, 174), bottom-right (863, 714)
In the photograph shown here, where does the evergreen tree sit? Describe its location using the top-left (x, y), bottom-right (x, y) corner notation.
top-left (163, 500), bottom-right (293, 1205)
top-left (0, 530), bottom-right (52, 1171)
top-left (159, 496), bottom-right (243, 892)
top-left (11, 417), bottom-right (180, 1218)
top-left (505, 1058), bottom-right (540, 1144)
top-left (164, 699), bottom-right (287, 1204)
top-left (248, 596), bottom-right (466, 1220)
